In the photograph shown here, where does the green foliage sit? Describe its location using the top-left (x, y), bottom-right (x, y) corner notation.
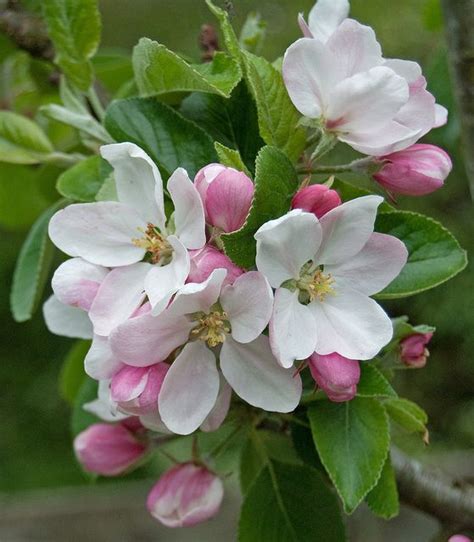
top-left (375, 211), bottom-right (468, 298)
top-left (222, 145), bottom-right (298, 268)
top-left (59, 340), bottom-right (90, 404)
top-left (205, 0), bottom-right (242, 62)
top-left (10, 200), bottom-right (64, 322)
top-left (239, 460), bottom-right (345, 542)
top-left (0, 111), bottom-right (53, 164)
top-left (357, 364), bottom-right (397, 398)
top-left (42, 0), bottom-right (101, 90)
top-left (366, 455), bottom-right (400, 519)
top-left (239, 12), bottom-right (267, 55)
top-left (104, 97), bottom-right (217, 178)
top-left (133, 38), bottom-right (241, 98)
top-left (390, 315), bottom-right (436, 344)
top-left (308, 397), bottom-right (390, 513)
top-left (57, 155), bottom-right (112, 202)
top-left (214, 142), bottom-right (251, 176)
top-left (384, 397), bottom-right (429, 439)
top-left (71, 376), bottom-right (99, 436)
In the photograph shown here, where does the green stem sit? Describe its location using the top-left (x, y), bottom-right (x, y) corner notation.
top-left (297, 156), bottom-right (375, 175)
top-left (87, 86), bottom-right (105, 122)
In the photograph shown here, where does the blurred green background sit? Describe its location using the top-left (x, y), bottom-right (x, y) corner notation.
top-left (0, 0), bottom-right (472, 496)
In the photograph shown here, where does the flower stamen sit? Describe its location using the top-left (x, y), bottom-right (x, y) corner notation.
top-left (297, 267), bottom-right (335, 304)
top-left (190, 309), bottom-right (230, 347)
top-left (132, 223), bottom-right (173, 264)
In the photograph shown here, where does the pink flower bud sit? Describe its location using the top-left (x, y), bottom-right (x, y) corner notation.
top-left (73, 423), bottom-right (147, 476)
top-left (308, 352), bottom-right (360, 402)
top-left (448, 536), bottom-right (471, 542)
top-left (110, 363), bottom-right (169, 416)
top-left (194, 164), bottom-right (254, 232)
top-left (291, 184), bottom-right (341, 218)
top-left (188, 245), bottom-right (244, 287)
top-left (147, 463), bottom-right (224, 528)
top-left (400, 332), bottom-right (433, 368)
top-left (373, 144), bottom-right (452, 196)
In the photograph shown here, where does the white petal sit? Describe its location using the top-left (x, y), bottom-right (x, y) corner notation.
top-left (315, 195), bottom-right (383, 266)
top-left (48, 202), bottom-right (146, 266)
top-left (307, 0), bottom-right (349, 42)
top-left (139, 412), bottom-right (171, 433)
top-left (51, 257), bottom-right (108, 311)
top-left (168, 168), bottom-right (206, 250)
top-left (328, 232), bottom-right (408, 296)
top-left (100, 142), bottom-right (166, 229)
top-left (309, 285), bottom-right (393, 360)
top-left (200, 374), bottom-right (232, 433)
top-left (269, 288), bottom-right (318, 368)
top-left (84, 334), bottom-right (124, 380)
top-left (393, 82), bottom-right (435, 140)
top-left (159, 342), bottom-right (219, 435)
top-left (220, 336), bottom-right (302, 413)
top-left (220, 271), bottom-right (273, 344)
top-left (43, 295), bottom-right (93, 339)
top-left (255, 210), bottom-right (322, 288)
top-left (89, 262), bottom-right (151, 336)
top-left (434, 104), bottom-right (448, 128)
top-left (83, 380), bottom-right (129, 422)
top-left (145, 236), bottom-right (190, 316)
top-left (383, 59), bottom-right (422, 84)
top-left (327, 67), bottom-right (408, 133)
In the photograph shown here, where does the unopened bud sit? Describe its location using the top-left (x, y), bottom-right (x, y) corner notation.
top-left (400, 332), bottom-right (433, 368)
top-left (291, 184), bottom-right (341, 218)
top-left (309, 352), bottom-right (360, 402)
top-left (188, 245), bottom-right (244, 287)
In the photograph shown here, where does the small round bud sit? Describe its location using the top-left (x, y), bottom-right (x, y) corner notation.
top-left (309, 352), bottom-right (360, 402)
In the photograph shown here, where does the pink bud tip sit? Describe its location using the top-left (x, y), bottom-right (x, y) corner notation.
top-left (188, 245), bottom-right (244, 287)
top-left (400, 332), bottom-right (433, 368)
top-left (309, 352), bottom-right (360, 402)
top-left (448, 536), bottom-right (472, 542)
top-left (147, 463), bottom-right (224, 528)
top-left (194, 164), bottom-right (254, 232)
top-left (73, 423), bottom-right (147, 476)
top-left (374, 144), bottom-right (452, 196)
top-left (291, 184), bottom-right (341, 218)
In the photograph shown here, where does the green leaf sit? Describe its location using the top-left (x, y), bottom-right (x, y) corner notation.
top-left (239, 460), bottom-right (345, 542)
top-left (375, 211), bottom-right (467, 299)
top-left (222, 145), bottom-right (298, 268)
top-left (0, 111), bottom-right (53, 164)
top-left (206, 0), bottom-right (242, 61)
top-left (308, 397), bottom-right (390, 513)
top-left (57, 155), bottom-right (112, 202)
top-left (384, 397), bottom-right (428, 440)
top-left (42, 0), bottom-right (101, 90)
top-left (366, 455), bottom-right (400, 519)
top-left (239, 12), bottom-right (267, 55)
top-left (104, 97), bottom-right (217, 178)
top-left (390, 316), bottom-right (436, 344)
top-left (243, 51), bottom-right (306, 162)
top-left (133, 38), bottom-right (241, 98)
top-left (180, 81), bottom-right (264, 173)
top-left (215, 142), bottom-right (251, 176)
top-left (10, 200), bottom-right (64, 322)
top-left (332, 178), bottom-right (393, 211)
top-left (357, 364), bottom-right (397, 398)
top-left (59, 340), bottom-right (90, 404)
top-left (71, 376), bottom-right (98, 436)
top-left (290, 416), bottom-right (324, 471)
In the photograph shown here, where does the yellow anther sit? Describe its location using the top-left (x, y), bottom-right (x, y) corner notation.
top-left (191, 310), bottom-right (230, 347)
top-left (132, 223), bottom-right (172, 264)
top-left (297, 268), bottom-right (335, 303)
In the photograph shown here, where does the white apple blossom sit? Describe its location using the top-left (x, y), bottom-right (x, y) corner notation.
top-left (254, 195), bottom-right (408, 367)
top-left (298, 0), bottom-right (349, 42)
top-left (109, 269), bottom-right (302, 435)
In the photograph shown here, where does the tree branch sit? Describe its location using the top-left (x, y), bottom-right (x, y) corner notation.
top-left (391, 447), bottom-right (474, 530)
top-left (441, 0), bottom-right (474, 196)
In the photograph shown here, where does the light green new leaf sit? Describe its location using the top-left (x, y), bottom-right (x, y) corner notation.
top-left (206, 0), bottom-right (242, 61)
top-left (59, 339), bottom-right (90, 404)
top-left (375, 211), bottom-right (467, 298)
top-left (42, 0), bottom-right (101, 90)
top-left (239, 460), bottom-right (345, 542)
top-left (222, 145), bottom-right (298, 268)
top-left (309, 397), bottom-right (390, 513)
top-left (239, 12), bottom-right (267, 55)
top-left (133, 38), bottom-right (241, 98)
top-left (0, 111), bottom-right (53, 164)
top-left (357, 364), bottom-right (397, 398)
top-left (243, 51), bottom-right (306, 162)
top-left (57, 155), bottom-right (112, 202)
top-left (215, 142), bottom-right (251, 176)
top-left (385, 397), bottom-right (428, 441)
top-left (10, 200), bottom-right (64, 322)
top-left (366, 455), bottom-right (400, 519)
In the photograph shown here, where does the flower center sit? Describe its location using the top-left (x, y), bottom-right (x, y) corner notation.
top-left (190, 308), bottom-right (230, 348)
top-left (132, 223), bottom-right (172, 264)
top-left (296, 264), bottom-right (335, 304)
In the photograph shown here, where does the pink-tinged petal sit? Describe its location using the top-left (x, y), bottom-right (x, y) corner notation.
top-left (327, 67), bottom-right (408, 133)
top-left (220, 271), bottom-right (273, 344)
top-left (159, 342), bottom-right (220, 435)
top-left (43, 295), bottom-right (93, 339)
top-left (383, 59), bottom-right (422, 84)
top-left (84, 334), bottom-right (124, 380)
top-left (309, 285), bottom-right (393, 360)
top-left (205, 169), bottom-right (254, 232)
top-left (139, 411), bottom-right (170, 433)
top-left (168, 167), bottom-right (206, 250)
top-left (328, 232), bottom-right (408, 296)
top-left (308, 352), bottom-right (360, 402)
top-left (400, 333), bottom-right (433, 368)
top-left (269, 288), bottom-right (318, 368)
top-left (393, 78), bottom-right (436, 140)
top-left (200, 374), bottom-right (232, 432)
top-left (188, 245), bottom-right (244, 287)
top-left (291, 184), bottom-right (341, 218)
top-left (51, 258), bottom-right (108, 311)
top-left (110, 311), bottom-right (193, 366)
top-left (48, 202), bottom-right (146, 266)
top-left (448, 536), bottom-right (471, 542)
top-left (83, 380), bottom-right (129, 422)
top-left (145, 236), bottom-right (190, 316)
top-left (100, 142), bottom-right (166, 229)
top-left (298, 13), bottom-right (313, 38)
top-left (255, 210), bottom-right (322, 287)
top-left (316, 195), bottom-right (383, 266)
top-left (307, 0), bottom-right (349, 42)
top-left (283, 38), bottom-right (337, 118)
top-left (434, 104), bottom-right (448, 127)
top-left (220, 335), bottom-right (302, 412)
top-left (137, 363), bottom-right (169, 411)
top-left (110, 365), bottom-right (149, 402)
top-left (89, 262), bottom-right (151, 336)
top-left (194, 163), bottom-right (227, 211)
top-left (147, 463), bottom-right (224, 528)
